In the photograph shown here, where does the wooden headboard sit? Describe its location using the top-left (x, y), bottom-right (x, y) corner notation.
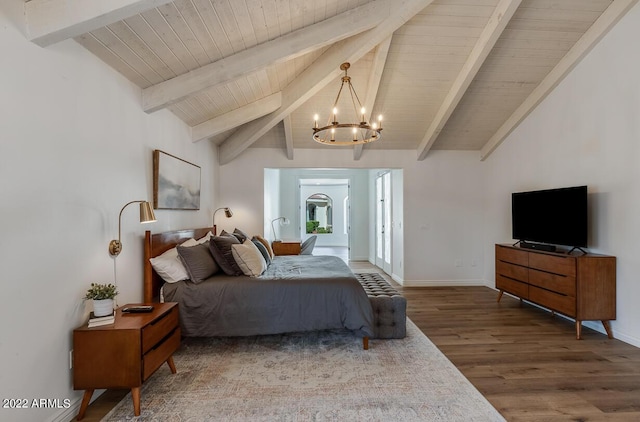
top-left (143, 226), bottom-right (216, 302)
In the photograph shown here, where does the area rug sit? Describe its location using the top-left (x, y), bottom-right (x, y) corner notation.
top-left (102, 320), bottom-right (504, 421)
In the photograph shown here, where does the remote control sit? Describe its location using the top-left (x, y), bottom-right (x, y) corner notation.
top-left (122, 305), bottom-right (154, 313)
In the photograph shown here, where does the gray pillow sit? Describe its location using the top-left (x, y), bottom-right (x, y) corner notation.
top-left (234, 228), bottom-right (250, 243)
top-left (252, 238), bottom-right (272, 266)
top-left (209, 235), bottom-right (244, 276)
top-left (176, 241), bottom-right (219, 283)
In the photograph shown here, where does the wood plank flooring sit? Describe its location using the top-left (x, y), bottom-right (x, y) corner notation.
top-left (395, 284), bottom-right (640, 421)
top-left (73, 260), bottom-right (640, 421)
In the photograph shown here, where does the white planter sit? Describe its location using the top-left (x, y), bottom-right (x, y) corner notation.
top-left (92, 298), bottom-right (114, 317)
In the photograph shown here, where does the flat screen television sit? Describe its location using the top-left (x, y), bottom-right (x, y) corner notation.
top-left (512, 185), bottom-right (588, 248)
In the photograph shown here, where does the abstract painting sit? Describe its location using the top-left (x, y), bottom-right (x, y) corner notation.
top-left (153, 150), bottom-right (201, 210)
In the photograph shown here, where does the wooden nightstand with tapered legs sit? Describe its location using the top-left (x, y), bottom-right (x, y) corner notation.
top-left (73, 302), bottom-right (180, 420)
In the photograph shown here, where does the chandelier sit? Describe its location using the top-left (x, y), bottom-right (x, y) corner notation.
top-left (312, 62), bottom-right (383, 146)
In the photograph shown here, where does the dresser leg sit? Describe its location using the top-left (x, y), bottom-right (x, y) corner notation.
top-left (497, 291), bottom-right (503, 302)
top-left (131, 387), bottom-right (141, 416)
top-left (166, 356), bottom-right (177, 374)
top-left (576, 321), bottom-right (582, 340)
top-left (76, 389), bottom-right (94, 421)
top-left (363, 336), bottom-right (369, 350)
top-left (602, 320), bottom-right (614, 339)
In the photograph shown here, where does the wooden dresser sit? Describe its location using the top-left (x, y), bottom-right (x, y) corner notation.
top-left (73, 302), bottom-right (180, 420)
top-left (495, 244), bottom-right (616, 339)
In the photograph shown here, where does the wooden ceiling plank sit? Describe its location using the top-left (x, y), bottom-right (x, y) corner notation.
top-left (283, 115), bottom-right (295, 160)
top-left (26, 0), bottom-right (174, 47)
top-left (417, 0), bottom-right (522, 161)
top-left (219, 0), bottom-right (435, 165)
top-left (480, 0), bottom-right (639, 161)
top-left (191, 92), bottom-right (282, 142)
top-left (142, 0), bottom-right (391, 113)
top-left (355, 36), bottom-right (392, 161)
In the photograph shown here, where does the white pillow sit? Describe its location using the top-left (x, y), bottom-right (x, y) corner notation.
top-left (231, 239), bottom-right (267, 277)
top-left (149, 238), bottom-right (198, 283)
top-left (196, 231), bottom-right (213, 244)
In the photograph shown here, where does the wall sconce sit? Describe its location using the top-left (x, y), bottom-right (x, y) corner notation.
top-left (109, 200), bottom-right (157, 256)
top-left (213, 207), bottom-right (233, 235)
top-left (270, 217), bottom-right (290, 241)
top-left (213, 207), bottom-right (233, 227)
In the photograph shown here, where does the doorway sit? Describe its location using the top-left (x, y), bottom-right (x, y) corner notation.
top-left (299, 180), bottom-right (350, 259)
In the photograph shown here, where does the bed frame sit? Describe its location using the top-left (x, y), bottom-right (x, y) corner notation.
top-left (143, 226), bottom-right (216, 303)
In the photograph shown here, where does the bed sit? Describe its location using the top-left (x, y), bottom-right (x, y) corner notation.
top-left (143, 227), bottom-right (374, 348)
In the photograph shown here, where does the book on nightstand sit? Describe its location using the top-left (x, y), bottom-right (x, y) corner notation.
top-left (87, 312), bottom-right (115, 328)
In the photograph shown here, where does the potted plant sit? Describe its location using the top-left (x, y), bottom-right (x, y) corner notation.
top-left (85, 283), bottom-right (118, 317)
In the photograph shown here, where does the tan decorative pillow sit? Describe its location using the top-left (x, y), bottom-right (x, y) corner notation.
top-left (254, 234), bottom-right (274, 258)
top-left (232, 239), bottom-right (267, 277)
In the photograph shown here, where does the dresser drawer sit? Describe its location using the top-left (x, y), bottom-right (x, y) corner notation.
top-left (529, 269), bottom-right (576, 296)
top-left (143, 327), bottom-right (181, 381)
top-left (528, 253), bottom-right (576, 277)
top-left (529, 286), bottom-right (576, 317)
top-left (496, 260), bottom-right (528, 283)
top-left (496, 246), bottom-right (528, 266)
top-left (142, 306), bottom-right (179, 353)
top-left (496, 274), bottom-right (529, 299)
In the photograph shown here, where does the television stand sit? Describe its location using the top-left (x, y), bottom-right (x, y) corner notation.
top-left (519, 241), bottom-right (556, 252)
top-left (495, 244), bottom-right (616, 339)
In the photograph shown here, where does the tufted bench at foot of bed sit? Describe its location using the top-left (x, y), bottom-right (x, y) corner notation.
top-left (356, 273), bottom-right (407, 339)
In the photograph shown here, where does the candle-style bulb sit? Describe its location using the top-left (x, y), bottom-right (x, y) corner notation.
top-left (352, 127), bottom-right (357, 141)
top-left (313, 114), bottom-right (318, 128)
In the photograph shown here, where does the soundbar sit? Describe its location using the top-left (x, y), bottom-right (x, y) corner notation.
top-left (520, 241), bottom-right (556, 252)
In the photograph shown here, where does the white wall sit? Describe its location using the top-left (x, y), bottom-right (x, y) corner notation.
top-left (0, 8), bottom-right (217, 422)
top-left (482, 2), bottom-right (640, 346)
top-left (219, 148), bottom-right (485, 284)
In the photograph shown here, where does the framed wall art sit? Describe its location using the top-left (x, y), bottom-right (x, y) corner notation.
top-left (153, 150), bottom-right (201, 210)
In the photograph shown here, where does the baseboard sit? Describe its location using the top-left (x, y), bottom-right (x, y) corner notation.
top-left (47, 396), bottom-right (81, 422)
top-left (391, 273), bottom-right (404, 285)
top-left (47, 389), bottom-right (105, 422)
top-left (401, 279), bottom-right (486, 287)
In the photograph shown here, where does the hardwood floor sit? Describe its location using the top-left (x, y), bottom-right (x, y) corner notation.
top-left (393, 285), bottom-right (640, 421)
top-left (74, 260), bottom-right (640, 421)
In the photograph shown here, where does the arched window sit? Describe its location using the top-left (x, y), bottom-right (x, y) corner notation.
top-left (306, 194), bottom-right (333, 234)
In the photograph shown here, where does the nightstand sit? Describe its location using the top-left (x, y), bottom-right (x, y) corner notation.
top-left (73, 302), bottom-right (180, 420)
top-left (272, 240), bottom-right (301, 255)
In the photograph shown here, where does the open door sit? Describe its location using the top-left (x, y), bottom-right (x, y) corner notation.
top-left (375, 172), bottom-right (392, 273)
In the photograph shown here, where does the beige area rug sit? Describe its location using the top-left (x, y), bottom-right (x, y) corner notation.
top-left (102, 320), bottom-right (504, 421)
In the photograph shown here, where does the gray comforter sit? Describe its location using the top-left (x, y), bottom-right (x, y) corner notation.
top-left (162, 255), bottom-right (374, 338)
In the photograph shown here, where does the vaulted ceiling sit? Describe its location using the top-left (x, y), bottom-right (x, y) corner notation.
top-left (24, 0), bottom-right (637, 163)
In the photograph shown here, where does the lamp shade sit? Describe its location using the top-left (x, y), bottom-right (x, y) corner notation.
top-left (140, 201), bottom-right (157, 223)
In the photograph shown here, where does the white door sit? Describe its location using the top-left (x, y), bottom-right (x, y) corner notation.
top-left (375, 172), bottom-right (392, 273)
